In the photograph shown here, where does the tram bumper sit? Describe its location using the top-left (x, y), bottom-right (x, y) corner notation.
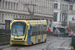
top-left (10, 40), bottom-right (28, 45)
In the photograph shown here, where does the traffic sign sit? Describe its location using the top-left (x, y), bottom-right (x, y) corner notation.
top-left (69, 31), bottom-right (74, 35)
top-left (66, 27), bottom-right (69, 31)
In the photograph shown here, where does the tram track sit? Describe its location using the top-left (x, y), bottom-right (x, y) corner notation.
top-left (60, 39), bottom-right (71, 47)
top-left (45, 37), bottom-right (71, 50)
top-left (0, 36), bottom-right (61, 50)
top-left (2, 45), bottom-right (26, 50)
top-left (0, 45), bottom-right (10, 50)
top-left (46, 37), bottom-right (60, 50)
top-left (10, 36), bottom-right (59, 50)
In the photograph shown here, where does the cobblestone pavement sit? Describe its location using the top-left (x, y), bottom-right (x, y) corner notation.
top-left (0, 36), bottom-right (71, 50)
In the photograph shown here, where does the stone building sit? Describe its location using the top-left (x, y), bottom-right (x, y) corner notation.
top-left (0, 0), bottom-right (54, 30)
top-left (53, 0), bottom-right (74, 27)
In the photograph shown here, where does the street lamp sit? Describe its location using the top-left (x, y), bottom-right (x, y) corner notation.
top-left (25, 4), bottom-right (36, 19)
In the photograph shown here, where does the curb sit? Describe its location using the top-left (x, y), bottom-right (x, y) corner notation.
top-left (0, 45), bottom-right (10, 49)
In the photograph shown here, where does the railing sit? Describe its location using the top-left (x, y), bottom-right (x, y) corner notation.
top-left (0, 29), bottom-right (10, 45)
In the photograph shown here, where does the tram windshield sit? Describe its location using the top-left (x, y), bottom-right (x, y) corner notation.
top-left (12, 22), bottom-right (26, 36)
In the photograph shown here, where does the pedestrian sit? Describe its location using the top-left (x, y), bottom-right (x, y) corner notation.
top-left (55, 28), bottom-right (60, 37)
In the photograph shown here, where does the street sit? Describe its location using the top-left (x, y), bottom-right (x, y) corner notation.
top-left (1, 36), bottom-right (71, 50)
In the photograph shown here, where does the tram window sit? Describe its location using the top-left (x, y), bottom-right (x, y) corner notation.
top-left (31, 32), bottom-right (35, 36)
top-left (41, 25), bottom-right (44, 34)
top-left (43, 25), bottom-right (47, 31)
top-left (37, 26), bottom-right (39, 35)
top-left (32, 26), bottom-right (36, 32)
top-left (43, 25), bottom-right (47, 34)
top-left (31, 26), bottom-right (36, 36)
top-left (38, 25), bottom-right (40, 35)
top-left (37, 25), bottom-right (41, 35)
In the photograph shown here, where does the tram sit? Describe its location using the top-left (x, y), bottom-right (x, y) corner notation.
top-left (10, 19), bottom-right (48, 45)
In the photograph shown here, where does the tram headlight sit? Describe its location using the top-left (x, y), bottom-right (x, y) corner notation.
top-left (11, 38), bottom-right (15, 40)
top-left (22, 38), bottom-right (25, 40)
top-left (22, 39), bottom-right (24, 40)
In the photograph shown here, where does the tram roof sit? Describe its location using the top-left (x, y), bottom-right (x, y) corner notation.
top-left (14, 19), bottom-right (45, 20)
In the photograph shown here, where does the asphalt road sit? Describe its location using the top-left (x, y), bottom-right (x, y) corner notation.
top-left (1, 36), bottom-right (71, 50)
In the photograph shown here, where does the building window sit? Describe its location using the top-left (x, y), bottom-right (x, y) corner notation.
top-left (0, 13), bottom-right (1, 22)
top-left (23, 4), bottom-right (25, 11)
top-left (11, 2), bottom-right (13, 9)
top-left (0, 0), bottom-right (1, 8)
top-left (16, 15), bottom-right (17, 18)
top-left (12, 2), bottom-right (14, 9)
top-left (14, 3), bottom-right (15, 10)
top-left (66, 5), bottom-right (68, 10)
top-left (8, 2), bottom-right (10, 9)
top-left (60, 4), bottom-right (62, 10)
top-left (5, 1), bottom-right (7, 9)
top-left (13, 15), bottom-right (15, 19)
top-left (69, 5), bottom-right (73, 10)
top-left (62, 4), bottom-right (64, 10)
top-left (2, 1), bottom-right (4, 8)
top-left (16, 3), bottom-right (18, 10)
top-left (54, 12), bottom-right (58, 21)
top-left (54, 3), bottom-right (58, 9)
top-left (49, 20), bottom-right (52, 27)
top-left (62, 13), bottom-right (67, 22)
top-left (2, 14), bottom-right (4, 22)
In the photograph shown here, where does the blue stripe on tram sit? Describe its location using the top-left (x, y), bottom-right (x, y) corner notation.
top-left (27, 24), bottom-right (31, 45)
top-left (42, 24), bottom-right (43, 41)
top-left (35, 24), bottom-right (37, 43)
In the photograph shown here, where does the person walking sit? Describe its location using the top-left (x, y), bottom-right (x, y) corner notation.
top-left (55, 28), bottom-right (60, 37)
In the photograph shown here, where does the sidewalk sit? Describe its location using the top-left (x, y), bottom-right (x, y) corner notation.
top-left (0, 45), bottom-right (10, 49)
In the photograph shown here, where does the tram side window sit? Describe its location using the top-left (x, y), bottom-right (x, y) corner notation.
top-left (43, 25), bottom-right (47, 31)
top-left (31, 26), bottom-right (36, 36)
top-left (43, 25), bottom-right (47, 34)
top-left (41, 25), bottom-right (43, 34)
top-left (38, 25), bottom-right (41, 35)
top-left (37, 26), bottom-right (38, 35)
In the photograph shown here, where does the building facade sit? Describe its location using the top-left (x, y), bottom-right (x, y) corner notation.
top-left (0, 0), bottom-right (54, 30)
top-left (53, 0), bottom-right (74, 27)
top-left (68, 2), bottom-right (75, 22)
